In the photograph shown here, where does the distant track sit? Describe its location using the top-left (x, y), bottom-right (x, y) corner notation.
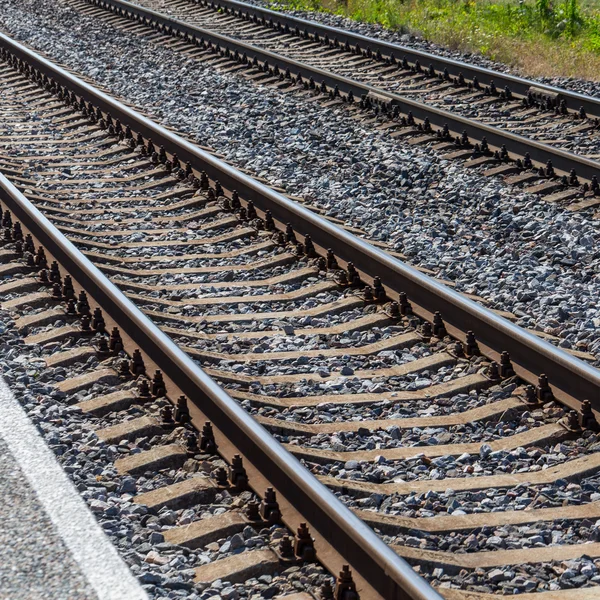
top-left (64, 0), bottom-right (600, 211)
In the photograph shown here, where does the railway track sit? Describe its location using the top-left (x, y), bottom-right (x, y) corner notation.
top-left (60, 0), bottom-right (600, 212)
top-left (1, 29), bottom-right (600, 600)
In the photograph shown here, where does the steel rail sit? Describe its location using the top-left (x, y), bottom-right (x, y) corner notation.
top-left (1, 30), bottom-right (598, 407)
top-left (195, 0), bottom-right (600, 118)
top-left (84, 0), bottom-right (600, 181)
top-left (0, 172), bottom-right (441, 600)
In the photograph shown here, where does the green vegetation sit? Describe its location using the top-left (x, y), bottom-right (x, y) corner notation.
top-left (269, 0), bottom-right (600, 80)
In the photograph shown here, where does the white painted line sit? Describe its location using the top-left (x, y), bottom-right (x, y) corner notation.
top-left (0, 376), bottom-right (148, 600)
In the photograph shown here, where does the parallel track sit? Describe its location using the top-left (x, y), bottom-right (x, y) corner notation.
top-left (1, 30), bottom-right (600, 600)
top-left (58, 0), bottom-right (600, 211)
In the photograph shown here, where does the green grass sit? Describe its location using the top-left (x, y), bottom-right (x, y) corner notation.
top-left (268, 0), bottom-right (600, 80)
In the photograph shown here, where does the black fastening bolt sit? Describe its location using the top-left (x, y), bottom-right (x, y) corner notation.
top-left (279, 536), bottom-right (294, 559)
top-left (580, 399), bottom-right (600, 432)
top-left (24, 234), bottom-right (35, 254)
top-left (246, 201), bottom-right (257, 220)
top-left (465, 331), bottom-right (480, 356)
top-left (92, 307), bottom-right (105, 333)
top-left (561, 410), bottom-right (581, 432)
top-left (260, 488), bottom-right (281, 524)
top-left (138, 378), bottom-right (151, 398)
top-left (432, 311), bottom-right (447, 337)
top-left (285, 223), bottom-right (296, 243)
top-left (185, 431), bottom-right (199, 455)
top-left (228, 454), bottom-right (248, 491)
top-left (118, 359), bottom-right (131, 379)
top-left (294, 523), bottom-right (316, 561)
top-left (420, 321), bottom-right (432, 339)
top-left (246, 501), bottom-right (260, 521)
top-left (388, 301), bottom-right (400, 319)
top-left (499, 351), bottom-right (515, 377)
top-left (334, 565), bottom-right (357, 600)
top-left (65, 298), bottom-right (77, 316)
top-left (487, 361), bottom-right (501, 380)
top-left (80, 313), bottom-right (91, 333)
top-left (373, 277), bottom-right (386, 301)
top-left (109, 327), bottom-right (124, 354)
top-left (215, 467), bottom-right (228, 486)
top-left (346, 262), bottom-right (360, 286)
top-left (304, 234), bottom-right (316, 257)
top-left (398, 292), bottom-right (412, 315)
top-left (96, 336), bottom-right (110, 356)
top-left (199, 421), bottom-right (217, 454)
top-left (160, 404), bottom-right (174, 425)
top-left (537, 374), bottom-right (553, 402)
top-left (174, 395), bottom-right (190, 425)
top-left (129, 348), bottom-right (145, 376)
top-left (12, 222), bottom-right (23, 242)
top-left (320, 581), bottom-right (334, 600)
top-left (569, 169), bottom-right (579, 186)
top-left (326, 249), bottom-right (338, 270)
top-left (77, 290), bottom-right (90, 315)
top-left (524, 384), bottom-right (538, 405)
top-left (62, 275), bottom-right (75, 300)
top-left (151, 370), bottom-right (166, 397)
top-left (264, 210), bottom-right (275, 230)
top-left (158, 146), bottom-right (167, 164)
top-left (2, 210), bottom-right (12, 228)
top-left (49, 261), bottom-right (61, 284)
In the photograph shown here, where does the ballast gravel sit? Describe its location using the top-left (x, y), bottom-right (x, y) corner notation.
top-left (1, 0), bottom-right (600, 363)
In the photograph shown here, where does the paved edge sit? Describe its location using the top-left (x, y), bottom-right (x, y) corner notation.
top-left (0, 375), bottom-right (148, 600)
